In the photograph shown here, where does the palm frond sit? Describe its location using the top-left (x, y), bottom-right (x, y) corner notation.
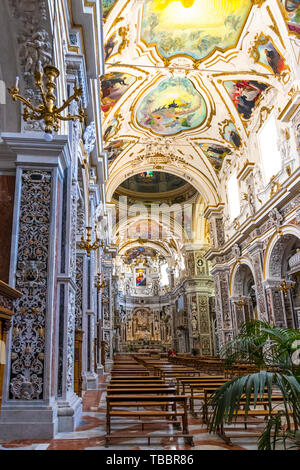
top-left (208, 371), bottom-right (300, 433)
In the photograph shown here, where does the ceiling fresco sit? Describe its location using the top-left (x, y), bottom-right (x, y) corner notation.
top-left (103, 116), bottom-right (119, 141)
top-left (282, 0), bottom-right (300, 34)
top-left (219, 121), bottom-right (242, 148)
top-left (104, 29), bottom-right (124, 61)
top-left (199, 144), bottom-right (232, 174)
top-left (250, 35), bottom-right (286, 74)
top-left (101, 0), bottom-right (296, 208)
top-left (102, 0), bottom-right (119, 19)
top-left (120, 171), bottom-right (188, 193)
top-left (224, 80), bottom-right (270, 120)
top-left (101, 72), bottom-right (137, 116)
top-left (104, 139), bottom-right (130, 165)
top-left (136, 77), bottom-right (207, 135)
top-left (141, 0), bottom-right (253, 61)
top-left (123, 247), bottom-right (158, 264)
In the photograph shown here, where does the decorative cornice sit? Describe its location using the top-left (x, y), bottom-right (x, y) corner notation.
top-left (203, 203), bottom-right (225, 219)
top-left (237, 161), bottom-right (255, 181)
top-left (0, 133), bottom-right (72, 175)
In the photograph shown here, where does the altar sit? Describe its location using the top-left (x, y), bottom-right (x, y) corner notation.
top-left (120, 307), bottom-right (172, 351)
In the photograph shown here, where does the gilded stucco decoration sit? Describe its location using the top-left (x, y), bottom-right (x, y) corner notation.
top-left (101, 0), bottom-right (293, 195)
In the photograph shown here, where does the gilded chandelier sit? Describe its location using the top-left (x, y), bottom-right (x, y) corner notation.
top-left (95, 273), bottom-right (108, 293)
top-left (78, 227), bottom-right (104, 257)
top-left (234, 295), bottom-right (247, 308)
top-left (275, 278), bottom-right (294, 297)
top-left (8, 62), bottom-right (85, 139)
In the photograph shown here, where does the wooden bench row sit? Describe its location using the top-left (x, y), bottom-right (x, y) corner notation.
top-left (106, 394), bottom-right (193, 447)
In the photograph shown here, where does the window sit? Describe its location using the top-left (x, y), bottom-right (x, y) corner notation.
top-left (227, 172), bottom-right (240, 221)
top-left (258, 113), bottom-right (282, 184)
top-left (160, 263), bottom-right (169, 287)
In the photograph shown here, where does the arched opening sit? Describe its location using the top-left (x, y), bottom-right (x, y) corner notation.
top-left (266, 233), bottom-right (300, 329)
top-left (232, 263), bottom-right (257, 331)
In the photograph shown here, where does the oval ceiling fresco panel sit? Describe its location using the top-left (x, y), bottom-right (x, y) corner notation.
top-left (136, 77), bottom-right (207, 136)
top-left (141, 0), bottom-right (252, 60)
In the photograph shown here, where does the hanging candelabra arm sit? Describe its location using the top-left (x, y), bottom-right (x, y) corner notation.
top-left (22, 107), bottom-right (44, 123)
top-left (57, 108), bottom-right (85, 123)
top-left (7, 86), bottom-right (41, 114)
top-left (56, 86), bottom-right (83, 115)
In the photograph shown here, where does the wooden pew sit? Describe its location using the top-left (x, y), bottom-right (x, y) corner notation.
top-left (203, 388), bottom-right (285, 425)
top-left (106, 394), bottom-right (193, 447)
top-left (169, 356), bottom-right (225, 375)
top-left (176, 376), bottom-right (227, 395)
top-left (109, 376), bottom-right (161, 382)
top-left (107, 382), bottom-right (166, 390)
top-left (189, 382), bottom-right (230, 415)
top-left (152, 365), bottom-right (201, 378)
top-left (107, 387), bottom-right (176, 396)
top-left (160, 369), bottom-right (201, 381)
top-left (111, 370), bottom-right (150, 376)
top-left (202, 388), bottom-right (287, 445)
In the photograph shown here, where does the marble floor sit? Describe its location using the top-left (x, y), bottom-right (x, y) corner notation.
top-left (0, 375), bottom-right (272, 450)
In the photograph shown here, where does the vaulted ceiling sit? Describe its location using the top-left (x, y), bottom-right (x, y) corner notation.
top-left (101, 0), bottom-right (298, 248)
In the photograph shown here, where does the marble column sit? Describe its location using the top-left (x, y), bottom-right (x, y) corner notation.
top-left (56, 142), bottom-right (82, 432)
top-left (185, 247), bottom-right (214, 355)
top-left (75, 251), bottom-right (86, 370)
top-left (82, 253), bottom-right (98, 390)
top-left (264, 279), bottom-right (296, 328)
top-left (230, 296), bottom-right (251, 333)
top-left (211, 267), bottom-right (234, 348)
top-left (95, 263), bottom-right (104, 376)
top-left (248, 242), bottom-right (269, 323)
top-left (102, 258), bottom-right (113, 371)
top-left (204, 205), bottom-right (225, 249)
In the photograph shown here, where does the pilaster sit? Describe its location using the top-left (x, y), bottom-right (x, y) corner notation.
top-left (0, 133), bottom-right (81, 439)
top-left (248, 241), bottom-right (269, 323)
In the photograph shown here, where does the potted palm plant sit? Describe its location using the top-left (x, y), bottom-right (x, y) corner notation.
top-left (207, 320), bottom-right (300, 450)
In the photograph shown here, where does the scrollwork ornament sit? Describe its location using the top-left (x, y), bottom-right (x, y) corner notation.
top-left (10, 170), bottom-right (51, 400)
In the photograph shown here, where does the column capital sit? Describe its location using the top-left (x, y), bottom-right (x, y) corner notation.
top-left (0, 133), bottom-right (71, 176)
top-left (210, 265), bottom-right (231, 276)
top-left (248, 240), bottom-right (264, 256)
top-left (203, 203), bottom-right (225, 219)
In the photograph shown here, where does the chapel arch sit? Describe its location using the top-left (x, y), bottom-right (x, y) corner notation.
top-left (231, 261), bottom-right (258, 331)
top-left (264, 228), bottom-right (300, 328)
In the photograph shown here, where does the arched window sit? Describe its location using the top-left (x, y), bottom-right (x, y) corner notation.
top-left (227, 172), bottom-right (240, 221)
top-left (160, 262), bottom-right (169, 287)
top-left (258, 113), bottom-right (282, 184)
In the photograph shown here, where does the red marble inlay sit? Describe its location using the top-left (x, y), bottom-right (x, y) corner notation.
top-left (0, 176), bottom-right (15, 283)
